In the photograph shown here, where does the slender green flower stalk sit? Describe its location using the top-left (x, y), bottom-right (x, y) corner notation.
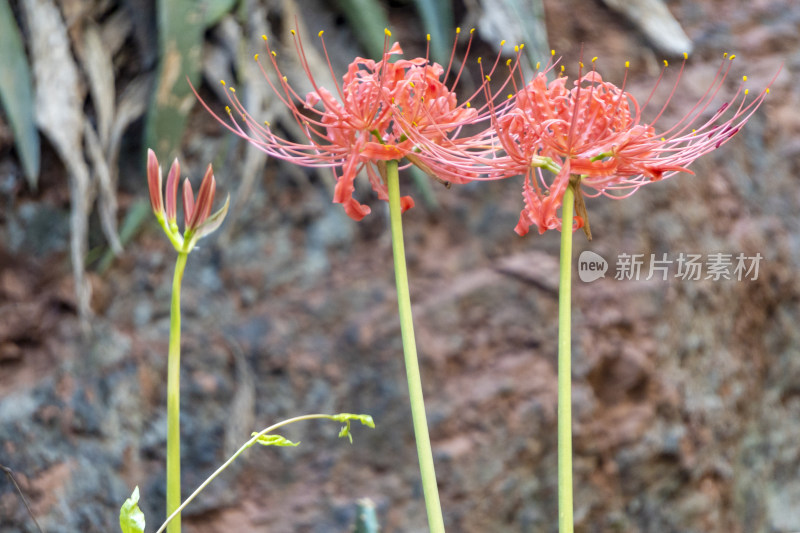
top-left (146, 150), bottom-right (230, 533)
top-left (386, 159), bottom-right (445, 533)
top-left (557, 184), bottom-right (575, 533)
top-left (166, 250), bottom-right (187, 533)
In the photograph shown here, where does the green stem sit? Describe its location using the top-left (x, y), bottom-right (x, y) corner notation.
top-left (155, 414), bottom-right (344, 533)
top-left (386, 160), bottom-right (445, 533)
top-left (167, 251), bottom-right (188, 533)
top-left (558, 185), bottom-right (575, 533)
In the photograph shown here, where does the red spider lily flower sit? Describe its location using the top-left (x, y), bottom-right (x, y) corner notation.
top-left (147, 149), bottom-right (230, 252)
top-left (492, 54), bottom-right (779, 236)
top-left (195, 28), bottom-right (514, 221)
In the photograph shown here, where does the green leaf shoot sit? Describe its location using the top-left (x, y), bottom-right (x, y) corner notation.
top-left (331, 413), bottom-right (375, 444)
top-left (119, 486), bottom-right (146, 533)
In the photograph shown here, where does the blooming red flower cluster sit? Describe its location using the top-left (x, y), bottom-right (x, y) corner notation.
top-left (198, 28), bottom-right (514, 221)
top-left (198, 28), bottom-right (776, 235)
top-left (484, 56), bottom-right (777, 235)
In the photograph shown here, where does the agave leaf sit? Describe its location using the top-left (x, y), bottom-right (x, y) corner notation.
top-left (144, 0), bottom-right (205, 159)
top-left (335, 0), bottom-right (390, 59)
top-left (0, 0), bottom-right (40, 188)
top-left (352, 498), bottom-right (380, 533)
top-left (145, 0), bottom-right (237, 160)
top-left (412, 0), bottom-right (453, 65)
top-left (475, 0), bottom-right (549, 70)
top-left (202, 0), bottom-right (238, 26)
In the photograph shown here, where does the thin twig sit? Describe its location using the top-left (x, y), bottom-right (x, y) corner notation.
top-left (1, 464), bottom-right (44, 533)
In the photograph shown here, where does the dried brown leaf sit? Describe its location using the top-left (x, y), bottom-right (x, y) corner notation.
top-left (22, 0), bottom-right (92, 321)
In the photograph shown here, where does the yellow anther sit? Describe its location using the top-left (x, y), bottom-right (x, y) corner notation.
top-left (514, 45), bottom-right (519, 52)
top-left (551, 49), bottom-right (555, 56)
top-left (220, 80), bottom-right (226, 85)
top-left (385, 28), bottom-right (391, 37)
top-left (507, 94), bottom-right (512, 99)
top-left (264, 120), bottom-right (270, 127)
top-left (591, 56), bottom-right (598, 63)
top-left (456, 27), bottom-right (461, 34)
top-left (745, 89), bottom-right (749, 95)
top-left (663, 59), bottom-right (668, 67)
top-left (466, 102), bottom-right (471, 108)
top-left (290, 29), bottom-right (295, 35)
top-left (282, 76), bottom-right (287, 82)
top-left (477, 57), bottom-right (482, 64)
top-left (506, 59), bottom-right (512, 66)
top-left (535, 61), bottom-right (540, 69)
top-left (225, 105), bottom-right (231, 114)
top-left (729, 54), bottom-right (736, 60)
top-left (683, 52), bottom-right (688, 59)
top-left (409, 81), bottom-right (415, 87)
top-left (271, 51), bottom-right (277, 57)
top-left (560, 65), bottom-right (565, 73)
top-left (485, 75), bottom-right (491, 81)
top-left (254, 54), bottom-right (259, 61)
top-left (262, 34), bottom-right (267, 41)
top-left (519, 43), bottom-right (524, 49)
top-left (470, 28), bottom-right (475, 34)
top-left (743, 75), bottom-right (748, 81)
top-left (766, 88), bottom-right (770, 94)
top-left (427, 34), bottom-right (431, 41)
top-left (319, 30), bottom-right (324, 37)
top-left (723, 52), bottom-right (728, 58)
top-left (625, 60), bottom-right (630, 68)
top-left (579, 62), bottom-right (584, 68)
top-left (500, 40), bottom-right (506, 46)
top-left (229, 87), bottom-right (235, 93)
top-left (661, 137), bottom-right (666, 141)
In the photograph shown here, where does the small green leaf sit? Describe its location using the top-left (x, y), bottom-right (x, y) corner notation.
top-left (119, 486), bottom-right (146, 533)
top-left (331, 413), bottom-right (375, 444)
top-left (331, 413), bottom-right (376, 428)
top-left (252, 433), bottom-right (300, 447)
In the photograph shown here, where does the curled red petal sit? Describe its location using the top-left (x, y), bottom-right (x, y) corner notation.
top-left (400, 196), bottom-right (415, 213)
top-left (342, 197), bottom-right (371, 221)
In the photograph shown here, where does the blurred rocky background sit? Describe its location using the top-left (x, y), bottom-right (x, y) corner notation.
top-left (0, 0), bottom-right (798, 532)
